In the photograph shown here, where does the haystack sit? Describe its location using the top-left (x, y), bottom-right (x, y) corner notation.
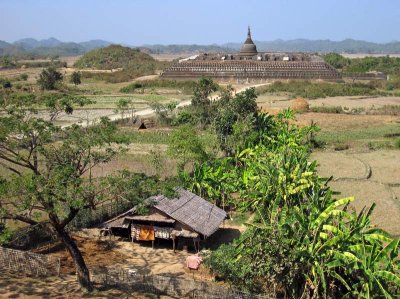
top-left (290, 97), bottom-right (309, 112)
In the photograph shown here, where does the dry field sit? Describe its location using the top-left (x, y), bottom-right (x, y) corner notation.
top-left (256, 94), bottom-right (400, 236)
top-left (258, 94), bottom-right (400, 112)
top-left (311, 150), bottom-right (400, 236)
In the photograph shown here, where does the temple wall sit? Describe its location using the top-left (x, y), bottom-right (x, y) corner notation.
top-left (161, 61), bottom-right (340, 81)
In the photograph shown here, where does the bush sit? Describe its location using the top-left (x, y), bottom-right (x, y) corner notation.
top-left (171, 110), bottom-right (194, 126)
top-left (395, 138), bottom-right (400, 149)
top-left (19, 73), bottom-right (28, 81)
top-left (0, 78), bottom-right (12, 89)
top-left (310, 106), bottom-right (344, 114)
top-left (70, 71), bottom-right (81, 86)
top-left (37, 67), bottom-right (63, 90)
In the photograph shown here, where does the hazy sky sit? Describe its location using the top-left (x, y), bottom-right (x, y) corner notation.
top-left (1, 0), bottom-right (399, 45)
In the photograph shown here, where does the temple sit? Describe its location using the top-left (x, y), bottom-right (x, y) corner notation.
top-left (161, 27), bottom-right (340, 82)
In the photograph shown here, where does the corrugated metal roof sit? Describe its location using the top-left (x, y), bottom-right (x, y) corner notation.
top-left (152, 188), bottom-right (227, 237)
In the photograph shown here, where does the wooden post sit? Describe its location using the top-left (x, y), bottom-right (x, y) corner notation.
top-left (193, 238), bottom-right (195, 252)
top-left (172, 238), bottom-right (176, 253)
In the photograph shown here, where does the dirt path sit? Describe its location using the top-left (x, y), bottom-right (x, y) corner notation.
top-left (60, 82), bottom-right (270, 128)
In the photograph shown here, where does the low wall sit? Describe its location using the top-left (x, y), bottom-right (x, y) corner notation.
top-left (0, 246), bottom-right (60, 276)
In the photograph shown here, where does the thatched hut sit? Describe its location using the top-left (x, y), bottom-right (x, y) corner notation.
top-left (100, 188), bottom-right (227, 251)
top-left (138, 118), bottom-right (154, 130)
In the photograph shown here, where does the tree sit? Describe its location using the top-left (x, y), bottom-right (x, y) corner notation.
top-left (0, 91), bottom-right (122, 291)
top-left (37, 67), bottom-right (63, 90)
top-left (114, 98), bottom-right (137, 124)
top-left (70, 71), bottom-right (81, 86)
top-left (191, 76), bottom-right (218, 107)
top-left (203, 111), bottom-right (400, 298)
top-left (213, 87), bottom-right (258, 155)
top-left (149, 100), bottom-right (177, 125)
top-left (167, 124), bottom-right (208, 172)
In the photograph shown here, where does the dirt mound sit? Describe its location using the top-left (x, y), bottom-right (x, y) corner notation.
top-left (290, 97), bottom-right (309, 112)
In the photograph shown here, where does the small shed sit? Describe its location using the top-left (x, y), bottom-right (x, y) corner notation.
top-left (100, 188), bottom-right (227, 251)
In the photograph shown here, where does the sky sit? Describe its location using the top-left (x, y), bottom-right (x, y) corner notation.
top-left (0, 0), bottom-right (399, 45)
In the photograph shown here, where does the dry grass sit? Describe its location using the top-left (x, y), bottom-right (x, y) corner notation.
top-left (311, 150), bottom-right (400, 236)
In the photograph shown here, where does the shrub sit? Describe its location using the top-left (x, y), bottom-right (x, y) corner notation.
top-left (37, 67), bottom-right (63, 90)
top-left (70, 71), bottom-right (81, 86)
top-left (0, 78), bottom-right (12, 89)
top-left (171, 110), bottom-right (194, 126)
top-left (19, 73), bottom-right (28, 81)
top-left (334, 143), bottom-right (350, 151)
top-left (395, 138), bottom-right (400, 149)
top-left (310, 106), bottom-right (344, 114)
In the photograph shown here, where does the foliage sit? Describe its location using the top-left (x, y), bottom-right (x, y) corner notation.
top-left (70, 71), bottom-right (81, 86)
top-left (0, 91), bottom-right (128, 291)
top-left (0, 78), bottom-right (12, 89)
top-left (323, 53), bottom-right (400, 76)
top-left (41, 93), bottom-right (94, 121)
top-left (120, 79), bottom-right (197, 94)
top-left (114, 98), bottom-right (136, 123)
top-left (171, 110), bottom-right (194, 126)
top-left (37, 67), bottom-right (63, 90)
top-left (191, 76), bottom-right (218, 107)
top-left (167, 124), bottom-right (208, 172)
top-left (0, 56), bottom-right (16, 68)
top-left (16, 60), bottom-right (67, 69)
top-left (395, 138), bottom-right (400, 149)
top-left (74, 45), bottom-right (155, 70)
top-left (187, 109), bottom-right (400, 298)
top-left (149, 100), bottom-right (177, 125)
top-left (74, 45), bottom-right (169, 82)
top-left (322, 53), bottom-right (350, 69)
top-left (19, 73), bottom-right (28, 81)
top-left (310, 106), bottom-right (345, 114)
top-left (257, 80), bottom-right (386, 99)
top-left (213, 87), bottom-right (258, 154)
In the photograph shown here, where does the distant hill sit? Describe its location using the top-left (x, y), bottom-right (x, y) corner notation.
top-left (14, 37), bottom-right (63, 49)
top-left (224, 39), bottom-right (400, 54)
top-left (0, 40), bottom-right (11, 48)
top-left (2, 37), bottom-right (400, 58)
top-left (0, 38), bottom-right (111, 57)
top-left (144, 44), bottom-right (235, 54)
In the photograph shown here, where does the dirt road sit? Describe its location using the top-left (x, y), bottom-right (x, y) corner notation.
top-left (60, 83), bottom-right (270, 128)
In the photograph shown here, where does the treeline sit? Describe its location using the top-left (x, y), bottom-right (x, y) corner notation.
top-left (257, 80), bottom-right (397, 99)
top-left (324, 53), bottom-right (400, 76)
top-left (0, 56), bottom-right (66, 69)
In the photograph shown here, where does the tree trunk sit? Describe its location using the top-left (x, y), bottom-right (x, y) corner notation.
top-left (55, 226), bottom-right (93, 292)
